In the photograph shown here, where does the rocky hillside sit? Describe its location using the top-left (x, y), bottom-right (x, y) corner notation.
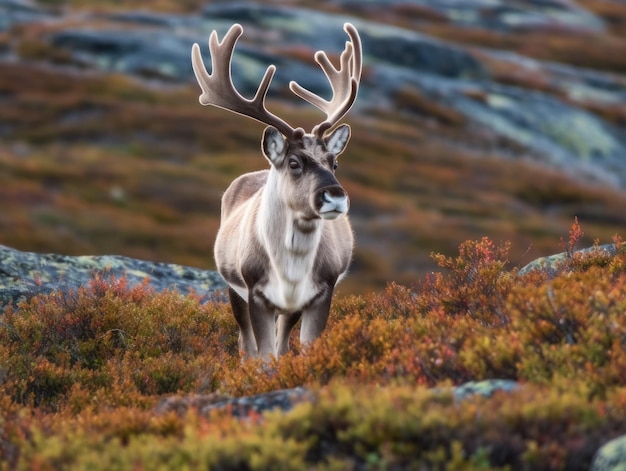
top-left (2, 0), bottom-right (626, 291)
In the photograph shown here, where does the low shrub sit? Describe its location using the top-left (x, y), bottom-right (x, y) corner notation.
top-left (2, 221), bottom-right (626, 469)
top-left (0, 273), bottom-right (238, 411)
top-left (5, 382), bottom-right (626, 470)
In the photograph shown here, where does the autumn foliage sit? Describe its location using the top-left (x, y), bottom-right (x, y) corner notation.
top-left (0, 221), bottom-right (625, 469)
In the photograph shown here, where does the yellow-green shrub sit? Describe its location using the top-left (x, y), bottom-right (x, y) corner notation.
top-left (8, 382), bottom-right (626, 471)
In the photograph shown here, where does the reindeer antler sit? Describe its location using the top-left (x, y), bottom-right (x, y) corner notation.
top-left (191, 23), bottom-right (362, 138)
top-left (290, 23), bottom-right (362, 137)
top-left (191, 24), bottom-right (299, 139)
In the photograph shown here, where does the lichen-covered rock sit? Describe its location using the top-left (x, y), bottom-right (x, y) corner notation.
top-left (452, 379), bottom-right (519, 401)
top-left (0, 0), bottom-right (51, 33)
top-left (591, 435), bottom-right (626, 471)
top-left (156, 380), bottom-right (520, 420)
top-left (0, 244), bottom-right (226, 307)
top-left (352, 0), bottom-right (605, 32)
top-left (519, 243), bottom-right (619, 276)
top-left (49, 30), bottom-right (196, 82)
top-left (155, 387), bottom-right (314, 418)
top-left (4, 1), bottom-right (626, 188)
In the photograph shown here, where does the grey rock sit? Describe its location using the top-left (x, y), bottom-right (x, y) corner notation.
top-left (519, 243), bottom-right (620, 276)
top-left (196, 3), bottom-right (626, 188)
top-left (0, 0), bottom-right (51, 33)
top-left (105, 10), bottom-right (205, 29)
top-left (0, 244), bottom-right (226, 307)
top-left (155, 386), bottom-right (314, 418)
top-left (591, 435), bottom-right (626, 471)
top-left (199, 386), bottom-right (314, 418)
top-left (372, 66), bottom-right (626, 185)
top-left (50, 30), bottom-right (198, 82)
top-left (452, 85), bottom-right (626, 186)
top-left (156, 380), bottom-right (520, 420)
top-left (362, 26), bottom-right (487, 80)
top-left (333, 0), bottom-right (605, 32)
top-left (202, 4), bottom-right (487, 79)
top-left (2, 1), bottom-right (626, 188)
top-left (438, 0), bottom-right (605, 32)
top-left (48, 26), bottom-right (326, 97)
top-left (490, 51), bottom-right (626, 106)
top-left (452, 379), bottom-right (519, 401)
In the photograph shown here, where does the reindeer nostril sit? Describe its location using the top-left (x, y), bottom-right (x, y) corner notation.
top-left (323, 186), bottom-right (347, 199)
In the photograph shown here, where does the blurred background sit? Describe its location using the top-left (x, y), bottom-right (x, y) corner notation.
top-left (1, 0), bottom-right (626, 295)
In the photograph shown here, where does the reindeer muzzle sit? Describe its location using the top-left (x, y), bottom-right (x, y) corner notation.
top-left (315, 185), bottom-right (349, 220)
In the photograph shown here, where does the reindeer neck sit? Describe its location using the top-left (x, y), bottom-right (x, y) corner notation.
top-left (258, 170), bottom-right (322, 261)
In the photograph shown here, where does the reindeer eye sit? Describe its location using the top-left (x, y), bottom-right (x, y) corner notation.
top-left (289, 158), bottom-right (300, 170)
top-left (333, 161), bottom-right (339, 170)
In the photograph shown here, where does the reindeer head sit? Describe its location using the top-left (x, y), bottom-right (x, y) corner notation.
top-left (191, 23), bottom-right (362, 221)
top-left (261, 124), bottom-right (351, 221)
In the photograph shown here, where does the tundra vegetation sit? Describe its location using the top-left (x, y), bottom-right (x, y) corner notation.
top-left (2, 222), bottom-right (626, 469)
top-left (3, 1), bottom-right (626, 469)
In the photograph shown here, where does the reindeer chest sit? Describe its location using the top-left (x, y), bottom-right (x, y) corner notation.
top-left (261, 266), bottom-right (320, 313)
top-left (245, 211), bottom-right (322, 312)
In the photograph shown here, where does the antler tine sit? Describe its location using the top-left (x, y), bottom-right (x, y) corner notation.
top-left (289, 22), bottom-right (362, 137)
top-left (347, 23), bottom-right (363, 79)
top-left (191, 24), bottom-right (297, 139)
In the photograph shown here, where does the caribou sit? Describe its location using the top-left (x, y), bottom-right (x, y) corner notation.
top-left (191, 22), bottom-right (361, 360)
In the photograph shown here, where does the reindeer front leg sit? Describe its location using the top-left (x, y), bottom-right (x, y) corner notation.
top-left (228, 288), bottom-right (257, 359)
top-left (248, 291), bottom-right (278, 360)
top-left (299, 286), bottom-right (334, 347)
top-left (276, 311), bottom-right (302, 356)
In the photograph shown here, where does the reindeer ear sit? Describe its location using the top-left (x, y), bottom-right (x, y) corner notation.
top-left (262, 126), bottom-right (287, 165)
top-left (325, 124), bottom-right (351, 156)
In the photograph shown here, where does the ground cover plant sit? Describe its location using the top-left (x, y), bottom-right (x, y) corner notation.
top-left (2, 221), bottom-right (626, 469)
